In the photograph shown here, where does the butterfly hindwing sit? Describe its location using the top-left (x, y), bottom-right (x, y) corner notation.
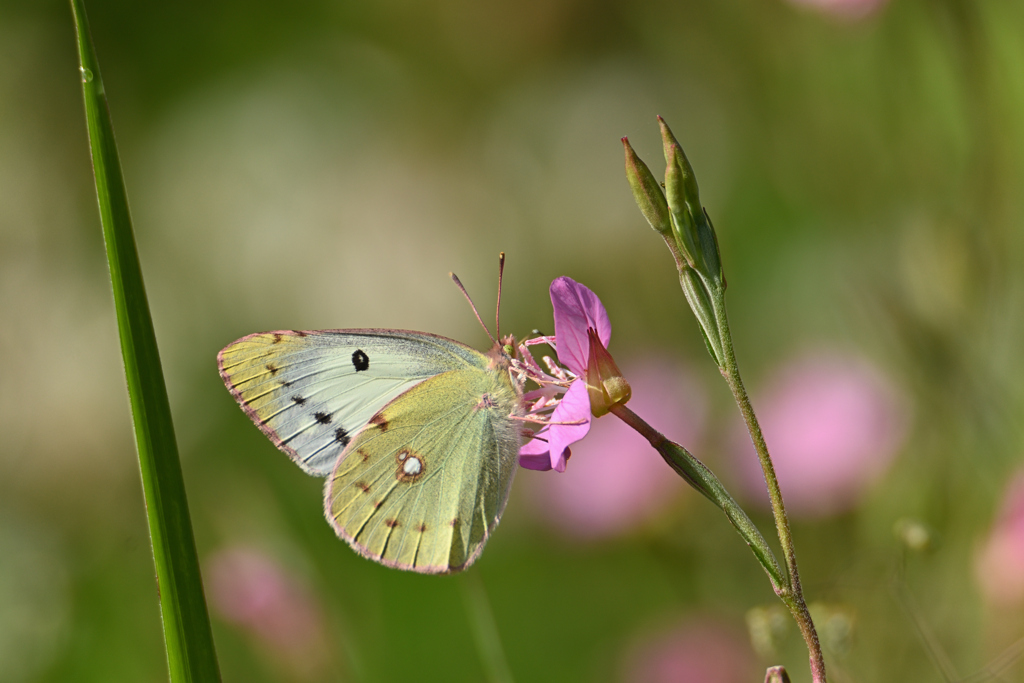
top-left (217, 329), bottom-right (487, 476)
top-left (325, 354), bottom-right (524, 574)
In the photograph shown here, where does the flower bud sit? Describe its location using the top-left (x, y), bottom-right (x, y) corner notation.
top-left (659, 117), bottom-right (701, 216)
top-left (622, 137), bottom-right (671, 236)
top-left (584, 328), bottom-right (631, 417)
top-left (659, 116), bottom-right (724, 287)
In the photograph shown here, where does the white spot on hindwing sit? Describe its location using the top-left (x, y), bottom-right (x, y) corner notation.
top-left (395, 448), bottom-right (424, 482)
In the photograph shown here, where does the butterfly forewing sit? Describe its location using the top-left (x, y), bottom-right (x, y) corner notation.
top-left (218, 330), bottom-right (486, 475)
top-left (326, 355), bottom-right (523, 574)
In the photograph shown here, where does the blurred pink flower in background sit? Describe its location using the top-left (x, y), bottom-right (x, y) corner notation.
top-left (623, 617), bottom-right (756, 683)
top-left (207, 545), bottom-right (331, 680)
top-left (784, 0), bottom-right (889, 21)
top-left (975, 470), bottom-right (1024, 605)
top-left (526, 357), bottom-right (706, 539)
top-left (731, 351), bottom-right (909, 518)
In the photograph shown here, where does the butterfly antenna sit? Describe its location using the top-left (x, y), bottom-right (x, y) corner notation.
top-left (450, 272), bottom-right (496, 345)
top-left (495, 252), bottom-right (505, 340)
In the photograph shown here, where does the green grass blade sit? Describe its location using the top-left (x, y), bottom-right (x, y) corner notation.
top-left (461, 574), bottom-right (515, 683)
top-left (69, 1), bottom-right (221, 680)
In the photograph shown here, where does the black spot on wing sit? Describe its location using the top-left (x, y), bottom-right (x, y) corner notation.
top-left (314, 412), bottom-right (332, 425)
top-left (335, 427), bottom-right (350, 446)
top-left (352, 349), bottom-right (370, 372)
top-left (291, 396), bottom-right (307, 406)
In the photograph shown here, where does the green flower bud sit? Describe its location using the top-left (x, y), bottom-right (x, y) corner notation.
top-left (622, 137), bottom-right (671, 236)
top-left (624, 117), bottom-right (731, 369)
top-left (659, 117), bottom-right (701, 215)
top-left (659, 116), bottom-right (724, 287)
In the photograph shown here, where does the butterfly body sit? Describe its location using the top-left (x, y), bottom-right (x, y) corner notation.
top-left (218, 328), bottom-right (524, 573)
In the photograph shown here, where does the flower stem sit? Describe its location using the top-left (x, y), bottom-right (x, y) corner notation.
top-left (711, 293), bottom-right (827, 683)
top-left (609, 404), bottom-right (786, 591)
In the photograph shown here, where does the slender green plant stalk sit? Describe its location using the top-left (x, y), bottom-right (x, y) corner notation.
top-left (623, 122), bottom-right (827, 682)
top-left (712, 294), bottom-right (826, 683)
top-left (659, 222), bottom-right (825, 675)
top-left (70, 1), bottom-right (221, 680)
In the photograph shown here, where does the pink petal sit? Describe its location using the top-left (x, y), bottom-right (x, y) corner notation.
top-left (518, 439), bottom-right (557, 471)
top-left (550, 277), bottom-right (612, 375)
top-left (518, 380), bottom-right (592, 472)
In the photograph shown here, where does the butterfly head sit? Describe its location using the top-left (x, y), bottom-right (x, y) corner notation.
top-left (500, 334), bottom-right (518, 360)
top-left (485, 334), bottom-right (519, 375)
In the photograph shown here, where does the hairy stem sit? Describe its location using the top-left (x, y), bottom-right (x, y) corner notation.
top-left (711, 293), bottom-right (827, 683)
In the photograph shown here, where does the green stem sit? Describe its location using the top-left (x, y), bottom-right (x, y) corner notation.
top-left (711, 292), bottom-right (826, 683)
top-left (609, 404), bottom-right (786, 591)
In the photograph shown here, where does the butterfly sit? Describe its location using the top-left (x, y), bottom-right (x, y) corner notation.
top-left (217, 255), bottom-right (525, 574)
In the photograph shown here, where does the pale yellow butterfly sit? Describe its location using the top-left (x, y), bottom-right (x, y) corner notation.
top-left (218, 256), bottom-right (525, 573)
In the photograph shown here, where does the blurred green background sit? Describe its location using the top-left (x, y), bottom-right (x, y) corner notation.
top-left (3, 0), bottom-right (1024, 681)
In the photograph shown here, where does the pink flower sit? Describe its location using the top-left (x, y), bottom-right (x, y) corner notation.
top-left (519, 276), bottom-right (630, 472)
top-left (206, 545), bottom-right (330, 678)
top-left (623, 617), bottom-right (756, 683)
top-left (518, 379), bottom-right (593, 473)
top-left (527, 358), bottom-right (705, 539)
top-left (975, 470), bottom-right (1024, 605)
top-left (785, 0), bottom-right (889, 20)
top-left (730, 351), bottom-right (909, 518)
